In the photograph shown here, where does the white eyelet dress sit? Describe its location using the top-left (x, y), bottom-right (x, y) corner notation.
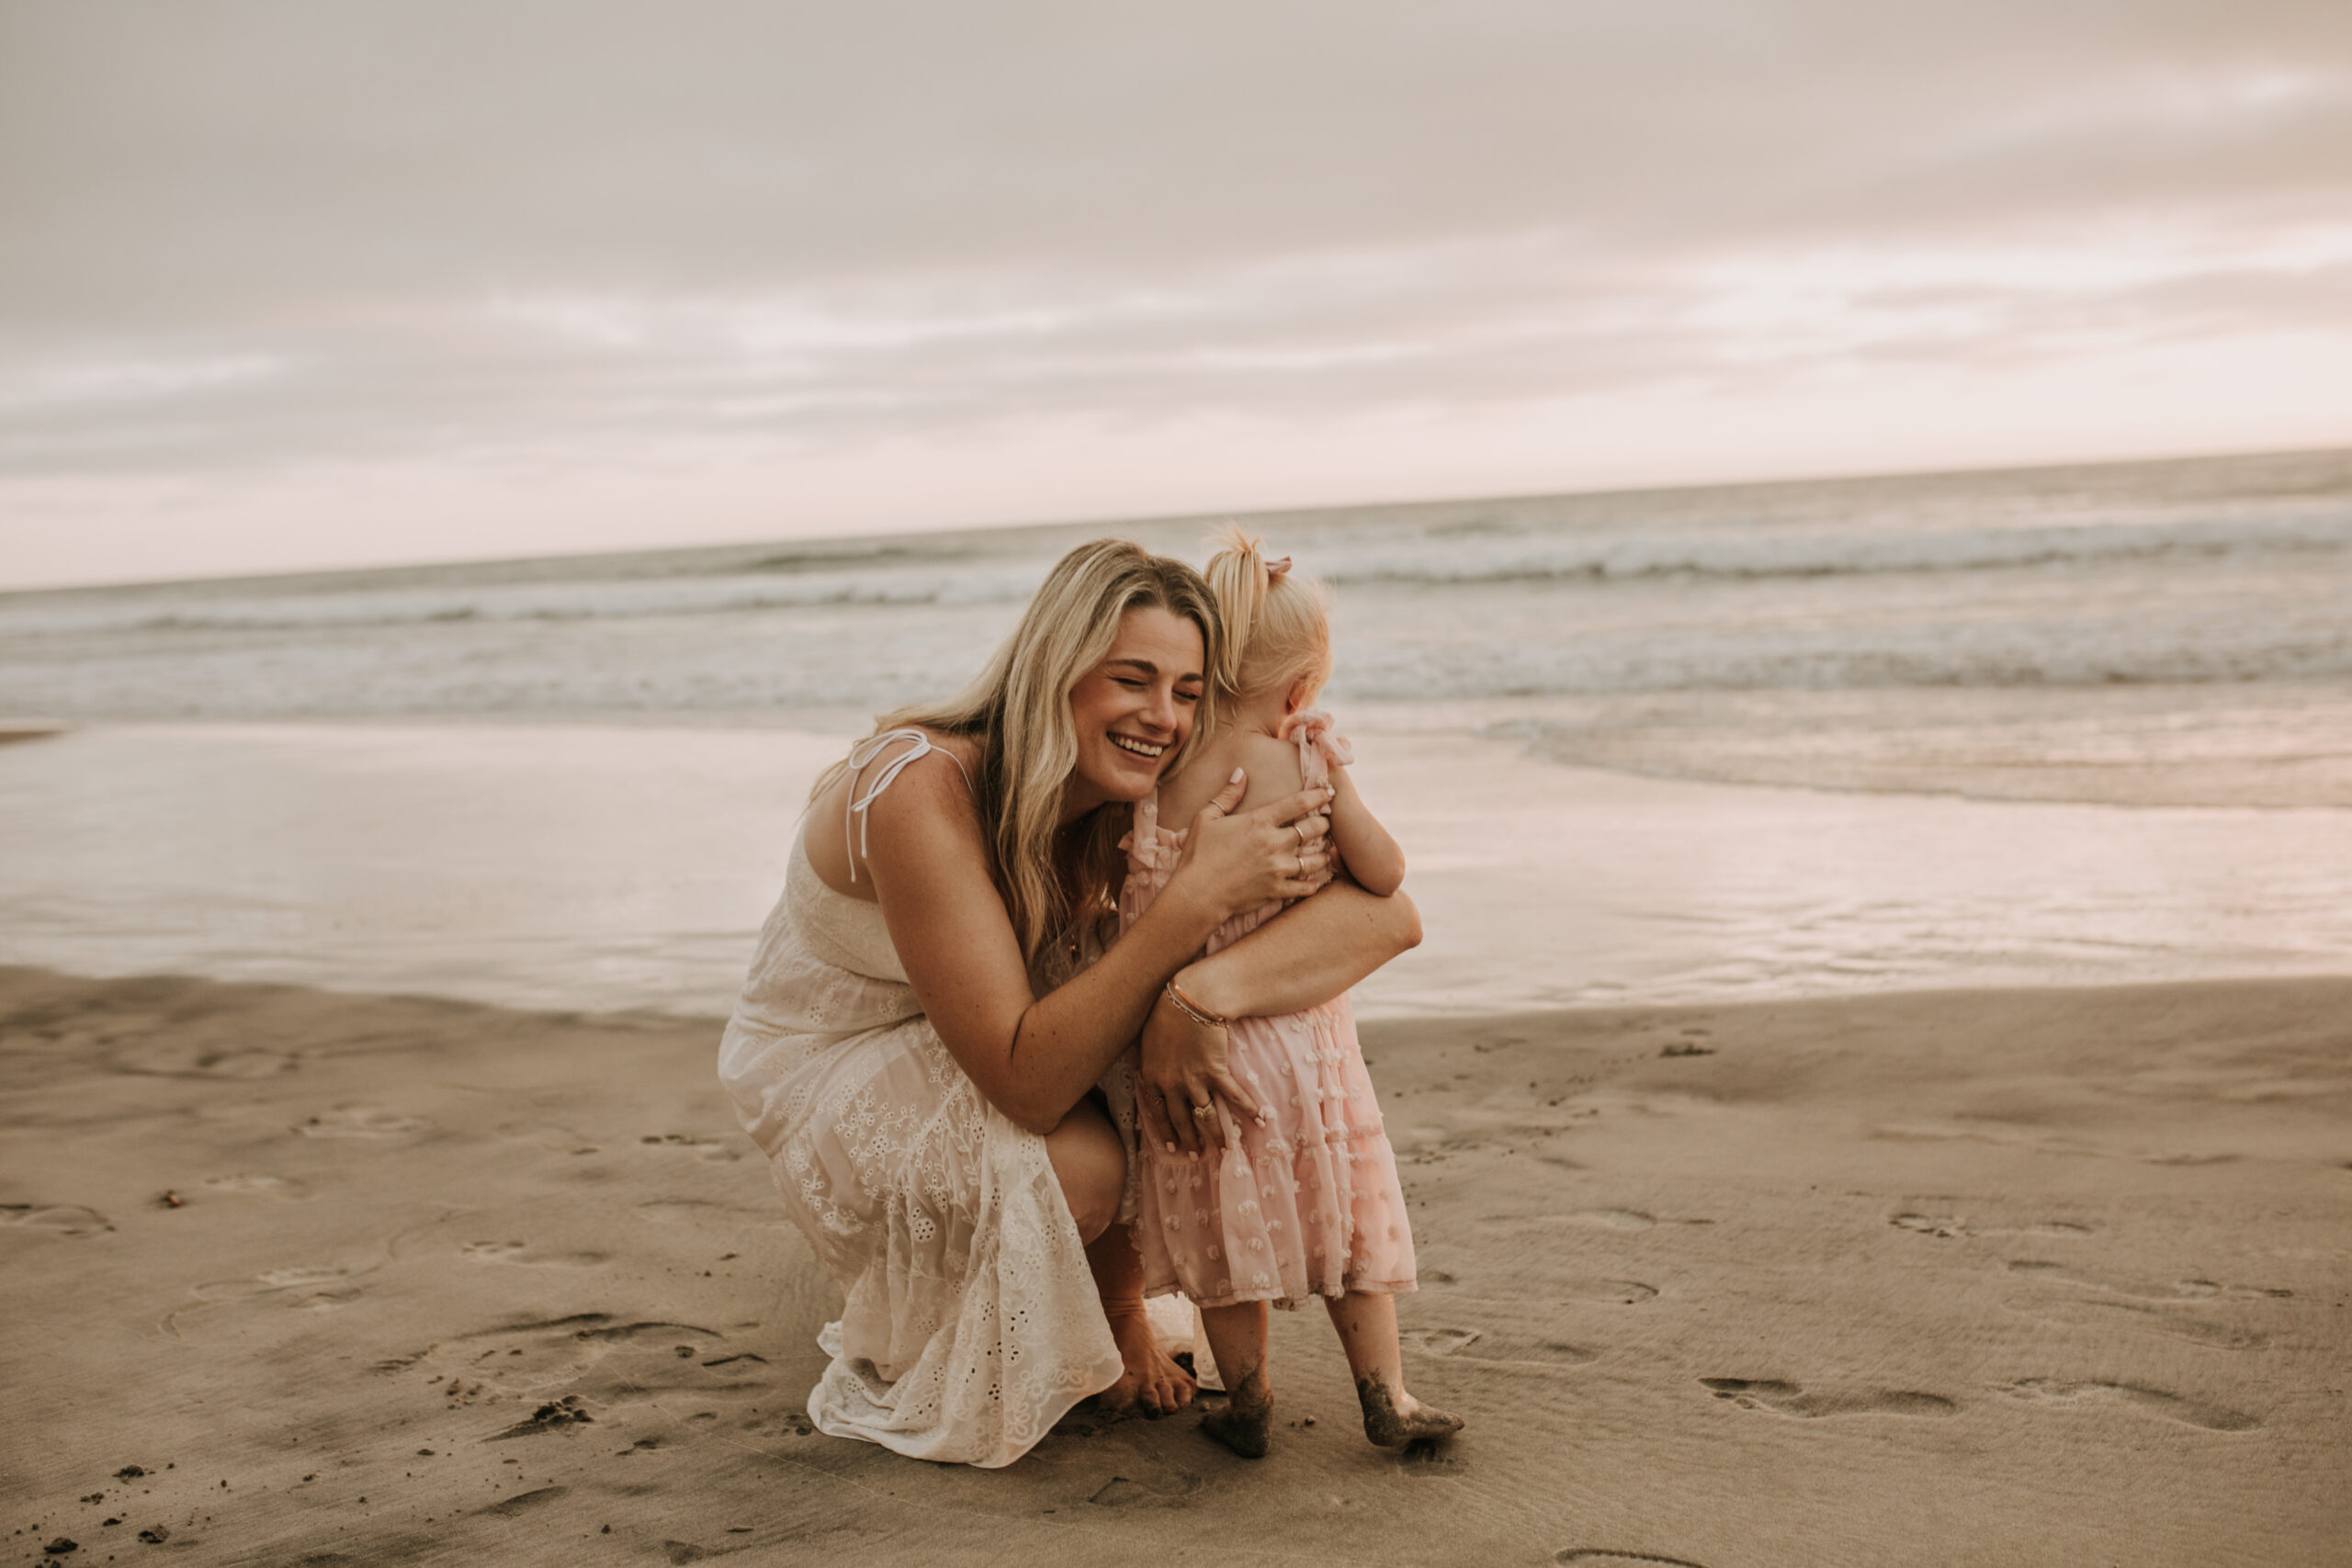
top-left (716, 731), bottom-right (1124, 1467)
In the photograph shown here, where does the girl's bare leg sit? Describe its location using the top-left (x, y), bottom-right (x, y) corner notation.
top-left (1324, 1291), bottom-right (1464, 1448)
top-left (1197, 1301), bottom-right (1274, 1457)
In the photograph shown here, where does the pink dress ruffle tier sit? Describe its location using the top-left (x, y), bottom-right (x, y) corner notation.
top-left (1119, 713), bottom-right (1419, 1309)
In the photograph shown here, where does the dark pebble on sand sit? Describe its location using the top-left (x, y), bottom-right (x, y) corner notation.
top-left (136, 1528), bottom-right (168, 1545)
top-left (673, 1346), bottom-right (694, 1358)
top-left (112, 1470), bottom-right (141, 1482)
top-left (44, 1540), bottom-right (76, 1554)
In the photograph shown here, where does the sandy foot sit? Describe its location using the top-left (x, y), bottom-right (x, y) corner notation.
top-left (1358, 1378), bottom-right (1464, 1449)
top-left (1200, 1393), bottom-right (1273, 1459)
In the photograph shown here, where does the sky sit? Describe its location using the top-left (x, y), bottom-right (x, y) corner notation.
top-left (4, 0), bottom-right (2350, 589)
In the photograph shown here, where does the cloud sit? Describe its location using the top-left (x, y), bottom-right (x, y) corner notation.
top-left (2, 0), bottom-right (2348, 581)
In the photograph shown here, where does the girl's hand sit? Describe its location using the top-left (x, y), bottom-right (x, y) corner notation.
top-left (1169, 771), bottom-right (1335, 922)
top-left (1138, 985), bottom-right (1265, 1155)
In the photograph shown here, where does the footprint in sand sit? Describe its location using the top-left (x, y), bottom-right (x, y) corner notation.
top-left (193, 1264), bottom-right (362, 1309)
top-left (458, 1240), bottom-right (612, 1268)
top-left (1701, 1378), bottom-right (1955, 1418)
top-left (1891, 1212), bottom-right (1970, 1238)
top-left (293, 1106), bottom-right (430, 1138)
top-left (2007, 1295), bottom-right (2267, 1350)
top-left (477, 1484), bottom-right (569, 1518)
top-left (1463, 1334), bottom-right (1596, 1367)
top-left (200, 1174), bottom-right (311, 1200)
top-left (1893, 1213), bottom-right (2100, 1240)
top-left (1087, 1473), bottom-right (1203, 1507)
top-left (1, 1203), bottom-right (111, 1237)
top-left (1556, 1277), bottom-right (1658, 1305)
top-left (639, 1134), bottom-right (741, 1163)
top-left (636, 1197), bottom-right (775, 1224)
top-left (2006, 1258), bottom-right (2287, 1302)
top-left (1997, 1377), bottom-right (2258, 1432)
top-left (108, 1041), bottom-right (300, 1079)
top-left (385, 1314), bottom-right (738, 1404)
top-left (1402, 1327), bottom-right (1595, 1367)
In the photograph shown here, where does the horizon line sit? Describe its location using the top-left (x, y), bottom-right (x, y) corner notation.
top-left (9, 436), bottom-right (2346, 599)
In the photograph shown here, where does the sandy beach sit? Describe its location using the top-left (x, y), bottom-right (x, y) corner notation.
top-left (11, 6), bottom-right (2352, 1559)
top-left (6, 964), bottom-right (2345, 1565)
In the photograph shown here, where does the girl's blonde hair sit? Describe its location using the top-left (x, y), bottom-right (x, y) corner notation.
top-left (828, 538), bottom-right (1221, 971)
top-left (1202, 525), bottom-right (1332, 702)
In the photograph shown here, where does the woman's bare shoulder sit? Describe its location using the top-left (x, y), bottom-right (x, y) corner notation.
top-left (805, 728), bottom-right (984, 895)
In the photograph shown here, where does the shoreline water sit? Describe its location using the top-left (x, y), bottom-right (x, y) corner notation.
top-left (6, 718), bottom-right (2351, 1021)
top-left (6, 964), bottom-right (2344, 1563)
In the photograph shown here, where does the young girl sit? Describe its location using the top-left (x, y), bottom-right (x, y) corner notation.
top-left (1121, 529), bottom-right (1464, 1458)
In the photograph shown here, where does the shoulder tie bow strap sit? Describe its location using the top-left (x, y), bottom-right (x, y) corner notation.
top-left (1280, 707), bottom-right (1354, 778)
top-left (842, 728), bottom-right (971, 882)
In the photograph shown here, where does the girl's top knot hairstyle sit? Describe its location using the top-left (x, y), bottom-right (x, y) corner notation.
top-left (1203, 525), bottom-right (1333, 703)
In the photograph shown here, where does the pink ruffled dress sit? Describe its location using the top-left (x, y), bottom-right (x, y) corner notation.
top-left (1119, 713), bottom-right (1419, 1309)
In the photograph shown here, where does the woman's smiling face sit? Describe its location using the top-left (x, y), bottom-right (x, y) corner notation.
top-left (1063, 605), bottom-right (1206, 820)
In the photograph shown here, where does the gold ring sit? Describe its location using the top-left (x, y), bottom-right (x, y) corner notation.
top-left (1190, 1103), bottom-right (1215, 1119)
top-left (1295, 822), bottom-right (1307, 847)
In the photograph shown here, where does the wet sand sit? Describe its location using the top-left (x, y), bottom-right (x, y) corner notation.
top-left (4, 965), bottom-right (2346, 1565)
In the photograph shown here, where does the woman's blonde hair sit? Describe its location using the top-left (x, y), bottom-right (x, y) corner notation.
top-left (833, 538), bottom-right (1221, 971)
top-left (1202, 525), bottom-right (1331, 702)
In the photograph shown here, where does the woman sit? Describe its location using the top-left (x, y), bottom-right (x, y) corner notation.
top-left (717, 539), bottom-right (1421, 1467)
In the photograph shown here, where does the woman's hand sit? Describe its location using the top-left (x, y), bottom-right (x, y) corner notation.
top-left (1138, 985), bottom-right (1266, 1155)
top-left (1167, 771), bottom-right (1336, 924)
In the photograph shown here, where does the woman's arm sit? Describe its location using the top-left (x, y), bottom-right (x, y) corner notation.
top-left (857, 749), bottom-right (1333, 1135)
top-left (1326, 764), bottom-right (1404, 897)
top-left (1180, 876), bottom-right (1421, 1020)
top-left (1137, 878), bottom-right (1422, 1153)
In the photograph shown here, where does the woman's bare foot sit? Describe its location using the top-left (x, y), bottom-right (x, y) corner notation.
top-left (1201, 1390), bottom-right (1274, 1459)
top-left (1097, 1305), bottom-right (1196, 1417)
top-left (1357, 1378), bottom-right (1464, 1448)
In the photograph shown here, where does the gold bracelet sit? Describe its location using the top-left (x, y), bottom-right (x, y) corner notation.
top-left (1162, 977), bottom-right (1228, 1027)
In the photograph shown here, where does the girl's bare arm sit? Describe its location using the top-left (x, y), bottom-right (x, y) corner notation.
top-left (1325, 763), bottom-right (1404, 897)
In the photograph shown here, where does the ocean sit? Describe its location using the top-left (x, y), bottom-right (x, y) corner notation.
top-left (3, 446), bottom-right (2349, 1015)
